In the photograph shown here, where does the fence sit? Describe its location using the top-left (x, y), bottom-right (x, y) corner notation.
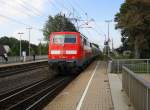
top-left (108, 59), bottom-right (150, 73)
top-left (0, 55), bottom-right (47, 64)
top-left (122, 65), bottom-right (150, 110)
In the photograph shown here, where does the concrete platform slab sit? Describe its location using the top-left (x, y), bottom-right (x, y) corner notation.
top-left (108, 74), bottom-right (135, 110)
top-left (43, 61), bottom-right (114, 110)
top-left (80, 62), bottom-right (113, 110)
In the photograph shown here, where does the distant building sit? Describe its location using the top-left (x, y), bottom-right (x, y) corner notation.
top-left (0, 45), bottom-right (6, 56)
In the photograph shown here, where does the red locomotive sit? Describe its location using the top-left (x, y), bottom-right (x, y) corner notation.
top-left (48, 32), bottom-right (100, 74)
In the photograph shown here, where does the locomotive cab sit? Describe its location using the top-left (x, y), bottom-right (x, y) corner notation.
top-left (48, 32), bottom-right (82, 69)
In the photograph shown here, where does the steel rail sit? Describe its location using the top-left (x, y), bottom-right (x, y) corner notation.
top-left (26, 80), bottom-right (67, 110)
top-left (0, 64), bottom-right (48, 77)
top-left (6, 78), bottom-right (67, 110)
top-left (0, 79), bottom-right (46, 100)
top-left (0, 79), bottom-right (48, 103)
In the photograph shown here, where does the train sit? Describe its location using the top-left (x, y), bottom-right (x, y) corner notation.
top-left (48, 31), bottom-right (100, 75)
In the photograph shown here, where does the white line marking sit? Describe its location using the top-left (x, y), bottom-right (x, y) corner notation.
top-left (76, 62), bottom-right (99, 110)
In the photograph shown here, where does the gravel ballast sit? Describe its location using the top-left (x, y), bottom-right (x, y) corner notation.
top-left (0, 67), bottom-right (50, 94)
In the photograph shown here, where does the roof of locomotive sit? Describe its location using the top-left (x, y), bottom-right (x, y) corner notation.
top-left (50, 31), bottom-right (80, 35)
top-left (50, 31), bottom-right (88, 40)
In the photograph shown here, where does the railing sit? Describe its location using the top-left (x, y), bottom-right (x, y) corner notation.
top-left (0, 55), bottom-right (47, 64)
top-left (125, 63), bottom-right (150, 73)
top-left (122, 65), bottom-right (150, 110)
top-left (108, 59), bottom-right (150, 73)
top-left (108, 59), bottom-right (150, 110)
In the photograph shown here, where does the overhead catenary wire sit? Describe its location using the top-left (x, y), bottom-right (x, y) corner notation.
top-left (21, 0), bottom-right (43, 15)
top-left (12, 0), bottom-right (39, 16)
top-left (0, 0), bottom-right (66, 35)
top-left (66, 0), bottom-right (85, 19)
top-left (0, 0), bottom-right (34, 18)
top-left (63, 0), bottom-right (87, 29)
top-left (0, 0), bottom-right (51, 33)
top-left (50, 0), bottom-right (89, 30)
top-left (47, 0), bottom-right (61, 13)
top-left (21, 0), bottom-right (52, 18)
top-left (65, 0), bottom-right (107, 49)
top-left (46, 0), bottom-right (82, 31)
top-left (81, 27), bottom-right (103, 47)
top-left (68, 0), bottom-right (106, 36)
top-left (67, 0), bottom-right (86, 18)
top-left (0, 14), bottom-right (42, 32)
top-left (59, 0), bottom-right (101, 31)
top-left (0, 14), bottom-right (30, 27)
top-left (0, 0), bottom-right (49, 22)
top-left (14, 0), bottom-right (49, 19)
top-left (54, 0), bottom-right (73, 15)
top-left (63, 0), bottom-right (104, 38)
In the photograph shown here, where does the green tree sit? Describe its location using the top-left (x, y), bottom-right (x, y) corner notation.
top-left (43, 14), bottom-right (77, 41)
top-left (115, 0), bottom-right (150, 58)
top-left (0, 36), bottom-right (39, 56)
top-left (38, 42), bottom-right (48, 55)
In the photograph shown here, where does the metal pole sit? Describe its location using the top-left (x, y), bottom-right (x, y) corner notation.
top-left (146, 88), bottom-right (149, 110)
top-left (38, 39), bottom-right (42, 55)
top-left (117, 60), bottom-right (119, 73)
top-left (147, 60), bottom-right (149, 74)
top-left (105, 20), bottom-right (112, 57)
top-left (40, 41), bottom-right (41, 55)
top-left (20, 35), bottom-right (21, 57)
top-left (26, 27), bottom-right (32, 56)
top-left (112, 38), bottom-right (114, 52)
top-left (18, 32), bottom-right (24, 59)
top-left (108, 22), bottom-right (109, 42)
top-left (106, 22), bottom-right (109, 57)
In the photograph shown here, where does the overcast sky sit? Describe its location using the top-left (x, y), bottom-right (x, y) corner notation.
top-left (0, 0), bottom-right (124, 49)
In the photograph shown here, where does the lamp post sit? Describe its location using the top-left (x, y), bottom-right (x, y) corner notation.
top-left (38, 39), bottom-right (42, 55)
top-left (105, 20), bottom-right (112, 57)
top-left (26, 27), bottom-right (32, 56)
top-left (18, 32), bottom-right (24, 58)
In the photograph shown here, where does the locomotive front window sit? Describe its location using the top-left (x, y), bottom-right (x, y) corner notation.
top-left (53, 35), bottom-right (76, 44)
top-left (53, 35), bottom-right (64, 44)
top-left (64, 35), bottom-right (76, 43)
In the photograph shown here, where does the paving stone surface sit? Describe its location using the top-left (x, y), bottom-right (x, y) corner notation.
top-left (43, 61), bottom-right (114, 110)
top-left (81, 62), bottom-right (114, 110)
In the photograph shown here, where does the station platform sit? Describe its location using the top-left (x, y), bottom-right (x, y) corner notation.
top-left (43, 61), bottom-right (114, 110)
top-left (0, 59), bottom-right (47, 68)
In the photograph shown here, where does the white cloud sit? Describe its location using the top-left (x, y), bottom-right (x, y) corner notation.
top-left (0, 0), bottom-right (50, 44)
top-left (0, 0), bottom-right (46, 23)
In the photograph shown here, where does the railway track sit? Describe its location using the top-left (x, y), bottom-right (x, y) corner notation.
top-left (0, 76), bottom-right (72, 110)
top-left (0, 61), bottom-right (48, 77)
top-left (0, 79), bottom-right (45, 100)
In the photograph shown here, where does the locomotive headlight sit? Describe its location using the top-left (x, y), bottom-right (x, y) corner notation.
top-left (51, 50), bottom-right (60, 54)
top-left (66, 50), bottom-right (77, 54)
